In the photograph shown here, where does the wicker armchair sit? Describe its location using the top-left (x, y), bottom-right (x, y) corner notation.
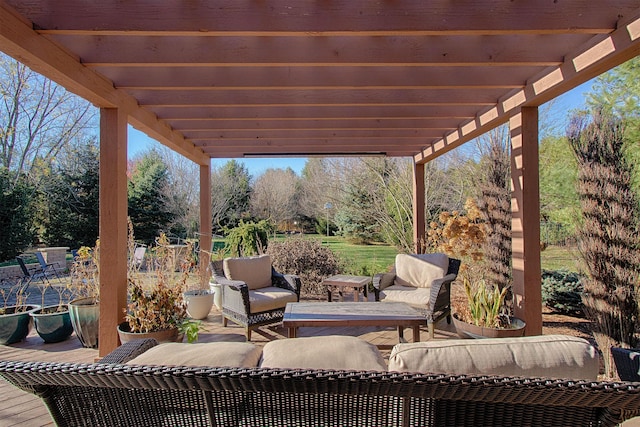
top-left (212, 255), bottom-right (301, 340)
top-left (373, 254), bottom-right (460, 339)
top-left (612, 347), bottom-right (640, 381)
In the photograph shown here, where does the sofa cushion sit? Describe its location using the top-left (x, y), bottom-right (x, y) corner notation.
top-left (126, 342), bottom-right (262, 368)
top-left (394, 253), bottom-right (448, 289)
top-left (224, 255), bottom-right (272, 290)
top-left (249, 286), bottom-right (298, 313)
top-left (380, 285), bottom-right (431, 306)
top-left (388, 335), bottom-right (598, 380)
top-left (260, 335), bottom-right (387, 371)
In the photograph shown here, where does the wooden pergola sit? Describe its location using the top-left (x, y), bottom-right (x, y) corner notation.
top-left (1, 1), bottom-right (639, 356)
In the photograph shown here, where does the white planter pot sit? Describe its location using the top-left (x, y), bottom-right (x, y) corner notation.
top-left (184, 290), bottom-right (214, 320)
top-left (209, 282), bottom-right (222, 311)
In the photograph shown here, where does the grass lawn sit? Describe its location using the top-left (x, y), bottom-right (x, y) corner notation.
top-left (213, 234), bottom-right (583, 276)
top-left (540, 245), bottom-right (583, 272)
top-left (303, 235), bottom-right (398, 276)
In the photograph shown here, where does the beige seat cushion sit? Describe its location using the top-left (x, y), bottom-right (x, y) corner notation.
top-left (394, 253), bottom-right (448, 288)
top-left (388, 335), bottom-right (599, 380)
top-left (260, 336), bottom-right (387, 371)
top-left (224, 254), bottom-right (272, 290)
top-left (249, 286), bottom-right (298, 313)
top-left (126, 342), bottom-right (262, 368)
top-left (380, 285), bottom-right (431, 306)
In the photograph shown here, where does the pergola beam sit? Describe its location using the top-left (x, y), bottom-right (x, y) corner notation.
top-left (415, 11), bottom-right (640, 164)
top-left (97, 66), bottom-right (536, 90)
top-left (56, 34), bottom-right (583, 67)
top-left (19, 0), bottom-right (632, 33)
top-left (0, 1), bottom-right (208, 166)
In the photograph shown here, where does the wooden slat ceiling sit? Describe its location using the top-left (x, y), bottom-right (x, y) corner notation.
top-left (1, 1), bottom-right (640, 166)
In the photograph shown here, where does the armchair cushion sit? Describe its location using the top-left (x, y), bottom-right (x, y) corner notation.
top-left (260, 336), bottom-right (387, 371)
top-left (388, 335), bottom-right (598, 380)
top-left (380, 285), bottom-right (432, 306)
top-left (394, 253), bottom-right (448, 288)
top-left (249, 286), bottom-right (299, 312)
top-left (224, 254), bottom-right (273, 290)
top-left (125, 342), bottom-right (262, 368)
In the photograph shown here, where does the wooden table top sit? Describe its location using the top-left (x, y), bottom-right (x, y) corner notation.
top-left (322, 274), bottom-right (371, 287)
top-left (283, 302), bottom-right (424, 327)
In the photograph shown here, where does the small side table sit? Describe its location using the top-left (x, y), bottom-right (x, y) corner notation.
top-left (323, 274), bottom-right (370, 302)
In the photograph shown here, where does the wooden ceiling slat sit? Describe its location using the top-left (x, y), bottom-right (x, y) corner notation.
top-left (183, 129), bottom-right (447, 140)
top-left (129, 88), bottom-right (502, 107)
top-left (11, 0), bottom-right (636, 33)
top-left (150, 105), bottom-right (488, 120)
top-left (171, 118), bottom-right (463, 131)
top-left (51, 34), bottom-right (587, 67)
top-left (95, 66), bottom-right (538, 89)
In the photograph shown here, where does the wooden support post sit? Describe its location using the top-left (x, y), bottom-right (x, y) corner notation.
top-left (510, 107), bottom-right (542, 335)
top-left (413, 162), bottom-right (426, 254)
top-left (99, 108), bottom-right (128, 356)
top-left (199, 163), bottom-right (212, 288)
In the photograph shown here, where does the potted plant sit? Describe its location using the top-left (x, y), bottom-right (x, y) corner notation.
top-left (452, 278), bottom-right (526, 338)
top-left (184, 288), bottom-right (214, 320)
top-left (30, 275), bottom-right (74, 343)
top-left (0, 282), bottom-right (40, 345)
top-left (184, 253), bottom-right (214, 320)
top-left (118, 233), bottom-right (203, 344)
top-left (67, 243), bottom-right (100, 348)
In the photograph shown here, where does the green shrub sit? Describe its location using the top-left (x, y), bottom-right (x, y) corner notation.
top-left (225, 220), bottom-right (272, 256)
top-left (541, 269), bottom-right (584, 316)
top-left (267, 237), bottom-right (340, 298)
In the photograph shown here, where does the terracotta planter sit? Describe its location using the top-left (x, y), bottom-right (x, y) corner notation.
top-left (117, 322), bottom-right (183, 344)
top-left (184, 289), bottom-right (214, 320)
top-left (31, 305), bottom-right (74, 343)
top-left (453, 314), bottom-right (526, 339)
top-left (0, 305), bottom-right (40, 345)
top-left (68, 297), bottom-right (99, 349)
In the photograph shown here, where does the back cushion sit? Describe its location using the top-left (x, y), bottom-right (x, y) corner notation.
top-left (224, 255), bottom-right (272, 290)
top-left (388, 335), bottom-right (599, 380)
top-left (126, 342), bottom-right (262, 368)
top-left (260, 335), bottom-right (387, 371)
top-left (394, 253), bottom-right (448, 288)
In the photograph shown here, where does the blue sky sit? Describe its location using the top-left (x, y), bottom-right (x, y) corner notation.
top-left (127, 81), bottom-right (594, 177)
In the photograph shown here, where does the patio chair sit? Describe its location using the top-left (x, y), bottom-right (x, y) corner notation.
top-left (16, 256), bottom-right (50, 291)
top-left (133, 245), bottom-right (147, 270)
top-left (212, 254), bottom-right (301, 340)
top-left (373, 253), bottom-right (460, 339)
top-left (34, 251), bottom-right (64, 282)
top-left (611, 347), bottom-right (640, 381)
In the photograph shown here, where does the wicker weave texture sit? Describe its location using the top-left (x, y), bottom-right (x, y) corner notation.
top-left (2, 358), bottom-right (640, 426)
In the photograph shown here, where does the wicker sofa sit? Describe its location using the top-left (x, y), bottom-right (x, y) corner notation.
top-left (2, 337), bottom-right (640, 427)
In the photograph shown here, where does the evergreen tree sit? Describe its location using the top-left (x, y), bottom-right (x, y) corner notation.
top-left (128, 150), bottom-right (174, 245)
top-left (41, 141), bottom-right (100, 247)
top-left (0, 168), bottom-right (35, 261)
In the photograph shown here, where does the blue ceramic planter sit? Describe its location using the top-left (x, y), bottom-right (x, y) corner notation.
top-left (0, 305), bottom-right (40, 345)
top-left (68, 297), bottom-right (99, 349)
top-left (31, 305), bottom-right (74, 343)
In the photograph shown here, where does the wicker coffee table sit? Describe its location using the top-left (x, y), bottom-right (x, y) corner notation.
top-left (282, 301), bottom-right (424, 343)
